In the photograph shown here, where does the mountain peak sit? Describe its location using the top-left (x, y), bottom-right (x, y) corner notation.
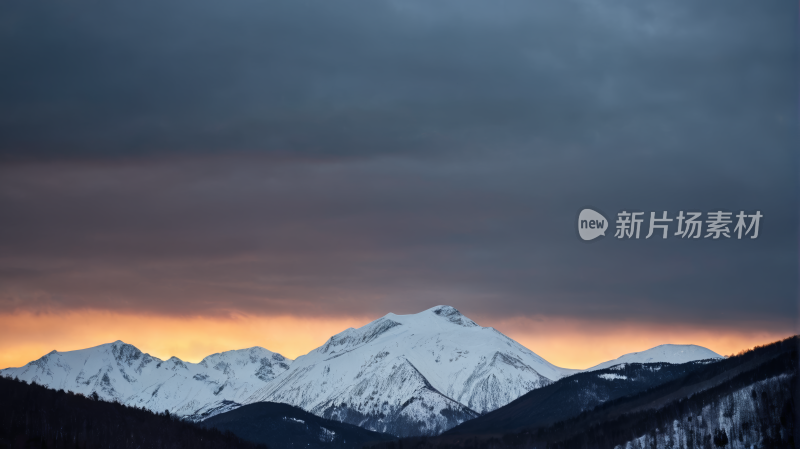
top-left (429, 305), bottom-right (459, 314)
top-left (584, 344), bottom-right (723, 372)
top-left (427, 305), bottom-right (478, 327)
top-left (246, 304), bottom-right (563, 436)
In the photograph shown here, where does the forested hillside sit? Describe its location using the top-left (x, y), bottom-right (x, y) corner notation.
top-left (0, 376), bottom-right (266, 449)
top-left (201, 402), bottom-right (395, 449)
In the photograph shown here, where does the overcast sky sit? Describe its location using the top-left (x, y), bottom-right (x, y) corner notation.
top-left (0, 1), bottom-right (797, 337)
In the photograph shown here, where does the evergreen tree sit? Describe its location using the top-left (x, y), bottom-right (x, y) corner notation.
top-left (712, 429), bottom-right (728, 448)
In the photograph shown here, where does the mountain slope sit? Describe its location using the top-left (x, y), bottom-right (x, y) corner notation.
top-left (0, 341), bottom-right (292, 420)
top-left (245, 305), bottom-right (573, 436)
top-left (373, 336), bottom-right (797, 449)
top-left (584, 344), bottom-right (722, 372)
top-left (201, 402), bottom-right (396, 449)
top-left (445, 361), bottom-right (712, 436)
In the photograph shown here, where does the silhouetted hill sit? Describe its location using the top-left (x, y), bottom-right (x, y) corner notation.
top-left (201, 402), bottom-right (396, 449)
top-left (0, 375), bottom-right (265, 449)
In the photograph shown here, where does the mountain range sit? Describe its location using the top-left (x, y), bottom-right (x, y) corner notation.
top-left (0, 305), bottom-right (722, 437)
top-left (0, 340), bottom-right (292, 421)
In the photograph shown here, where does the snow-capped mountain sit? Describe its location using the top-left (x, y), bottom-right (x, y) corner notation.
top-left (0, 341), bottom-right (291, 420)
top-left (583, 344), bottom-right (723, 372)
top-left (0, 306), bottom-right (727, 438)
top-left (244, 305), bottom-right (577, 437)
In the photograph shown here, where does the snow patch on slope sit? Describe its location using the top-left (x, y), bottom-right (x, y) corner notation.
top-left (598, 373), bottom-right (628, 381)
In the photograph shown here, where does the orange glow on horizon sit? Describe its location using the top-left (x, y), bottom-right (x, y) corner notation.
top-left (0, 311), bottom-right (793, 371)
top-left (484, 315), bottom-right (794, 370)
top-left (0, 311), bottom-right (373, 370)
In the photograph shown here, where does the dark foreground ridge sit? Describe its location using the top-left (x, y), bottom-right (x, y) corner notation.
top-left (0, 376), bottom-right (265, 449)
top-left (201, 402), bottom-right (396, 449)
top-left (368, 336), bottom-right (799, 449)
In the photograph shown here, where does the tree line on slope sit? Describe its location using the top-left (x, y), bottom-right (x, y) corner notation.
top-left (0, 376), bottom-right (267, 449)
top-left (541, 364), bottom-right (796, 449)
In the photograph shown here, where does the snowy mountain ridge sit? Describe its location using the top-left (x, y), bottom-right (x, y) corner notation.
top-left (0, 340), bottom-right (292, 420)
top-left (1, 305), bottom-right (725, 437)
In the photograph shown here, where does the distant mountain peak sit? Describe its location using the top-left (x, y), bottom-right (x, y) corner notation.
top-left (384, 305), bottom-right (479, 327)
top-left (430, 304), bottom-right (458, 313)
top-left (428, 305), bottom-right (478, 327)
top-left (584, 344), bottom-right (723, 372)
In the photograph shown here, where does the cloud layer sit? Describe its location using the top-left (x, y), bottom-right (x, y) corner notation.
top-left (0, 0), bottom-right (796, 334)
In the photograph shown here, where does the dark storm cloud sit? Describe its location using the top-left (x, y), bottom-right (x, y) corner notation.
top-left (0, 1), bottom-right (796, 330)
top-left (1, 0), bottom-right (792, 160)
